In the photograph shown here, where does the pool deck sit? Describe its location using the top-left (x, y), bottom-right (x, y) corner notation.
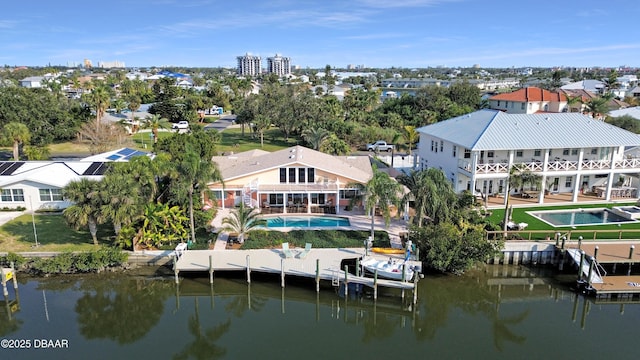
top-left (211, 208), bottom-right (408, 251)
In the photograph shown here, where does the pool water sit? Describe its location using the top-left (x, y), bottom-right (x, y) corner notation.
top-left (265, 216), bottom-right (350, 228)
top-left (529, 208), bottom-right (635, 227)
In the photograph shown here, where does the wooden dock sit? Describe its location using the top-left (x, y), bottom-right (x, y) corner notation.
top-left (174, 248), bottom-right (420, 302)
top-left (562, 241), bottom-right (640, 264)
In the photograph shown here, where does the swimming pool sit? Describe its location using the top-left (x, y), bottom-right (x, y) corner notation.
top-left (264, 216), bottom-right (351, 228)
top-left (528, 208), bottom-right (637, 227)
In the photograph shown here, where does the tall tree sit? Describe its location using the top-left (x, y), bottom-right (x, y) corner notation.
top-left (349, 167), bottom-right (402, 242)
top-left (83, 84), bottom-right (111, 131)
top-left (143, 114), bottom-right (171, 144)
top-left (170, 148), bottom-right (223, 243)
top-left (63, 178), bottom-right (104, 245)
top-left (0, 122), bottom-right (31, 160)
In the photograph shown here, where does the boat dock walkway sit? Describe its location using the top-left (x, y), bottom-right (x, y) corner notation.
top-left (560, 241), bottom-right (640, 299)
top-left (174, 248), bottom-right (420, 302)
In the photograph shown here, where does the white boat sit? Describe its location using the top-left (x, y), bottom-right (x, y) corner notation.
top-left (361, 257), bottom-right (414, 281)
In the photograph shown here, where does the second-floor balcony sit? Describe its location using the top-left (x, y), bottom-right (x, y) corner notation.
top-left (459, 158), bottom-right (640, 174)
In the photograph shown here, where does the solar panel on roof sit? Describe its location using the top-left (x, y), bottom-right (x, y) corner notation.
top-left (93, 163), bottom-right (110, 175)
top-left (82, 162), bottom-right (101, 175)
top-left (0, 162), bottom-right (12, 174)
top-left (106, 154), bottom-right (122, 161)
top-left (1, 162), bottom-right (24, 175)
top-left (118, 148), bottom-right (136, 156)
top-left (124, 151), bottom-right (147, 160)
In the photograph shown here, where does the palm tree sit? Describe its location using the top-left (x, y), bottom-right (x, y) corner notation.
top-left (403, 125), bottom-right (419, 156)
top-left (563, 92), bottom-right (583, 113)
top-left (0, 122), bottom-right (31, 160)
top-left (63, 178), bottom-right (104, 245)
top-left (143, 114), bottom-right (171, 144)
top-left (583, 97), bottom-right (609, 119)
top-left (221, 203), bottom-right (266, 244)
top-left (349, 167), bottom-right (402, 242)
top-left (171, 148), bottom-right (223, 243)
top-left (99, 170), bottom-right (143, 237)
top-left (126, 95), bottom-right (141, 121)
top-left (401, 168), bottom-right (458, 226)
top-left (302, 127), bottom-right (329, 150)
top-left (84, 84), bottom-right (111, 131)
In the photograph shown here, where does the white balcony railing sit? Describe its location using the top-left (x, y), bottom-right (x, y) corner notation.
top-left (472, 159), bottom-right (634, 174)
top-left (615, 158), bottom-right (640, 170)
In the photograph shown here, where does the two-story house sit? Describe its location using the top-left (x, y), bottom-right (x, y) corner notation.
top-left (208, 146), bottom-right (372, 214)
top-left (489, 87), bottom-right (567, 114)
top-left (417, 110), bottom-right (640, 204)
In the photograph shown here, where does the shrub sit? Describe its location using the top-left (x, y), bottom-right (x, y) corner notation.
top-left (25, 247), bottom-right (129, 275)
top-left (241, 230), bottom-right (390, 249)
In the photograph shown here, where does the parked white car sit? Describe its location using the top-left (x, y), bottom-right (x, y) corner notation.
top-left (172, 121), bottom-right (190, 130)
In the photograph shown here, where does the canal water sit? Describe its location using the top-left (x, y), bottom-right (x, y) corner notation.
top-left (1, 264), bottom-right (639, 359)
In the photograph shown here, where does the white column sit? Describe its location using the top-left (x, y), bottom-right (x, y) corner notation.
top-left (538, 174), bottom-right (546, 204)
top-left (605, 173), bottom-right (615, 201)
top-left (572, 174), bottom-right (581, 202)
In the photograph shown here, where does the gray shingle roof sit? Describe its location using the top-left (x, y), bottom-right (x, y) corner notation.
top-left (417, 109), bottom-right (640, 151)
top-left (212, 145), bottom-right (372, 183)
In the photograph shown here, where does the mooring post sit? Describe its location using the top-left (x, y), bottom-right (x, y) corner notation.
top-left (373, 269), bottom-right (378, 301)
top-left (208, 255), bottom-right (214, 284)
top-left (594, 246), bottom-right (599, 260)
top-left (173, 255), bottom-right (179, 284)
top-left (578, 236), bottom-right (583, 250)
top-left (555, 232), bottom-right (560, 246)
top-left (343, 265), bottom-right (348, 297)
top-left (413, 271), bottom-right (419, 305)
top-left (629, 245), bottom-right (635, 260)
top-left (10, 262), bottom-right (17, 290)
top-left (587, 257), bottom-right (594, 285)
top-left (356, 258), bottom-right (360, 277)
top-left (0, 267), bottom-right (8, 297)
top-left (401, 263), bottom-right (406, 300)
top-left (281, 258), bottom-right (285, 288)
top-left (578, 250), bottom-right (585, 280)
top-left (315, 259), bottom-right (320, 293)
top-left (561, 236), bottom-right (566, 250)
top-left (247, 255), bottom-right (252, 284)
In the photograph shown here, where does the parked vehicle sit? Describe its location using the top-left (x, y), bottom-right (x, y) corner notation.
top-left (367, 140), bottom-right (395, 152)
top-left (172, 121), bottom-right (190, 130)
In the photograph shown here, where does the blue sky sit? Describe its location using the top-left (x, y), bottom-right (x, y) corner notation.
top-left (2, 0), bottom-right (640, 69)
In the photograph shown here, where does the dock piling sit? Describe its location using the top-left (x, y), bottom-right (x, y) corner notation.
top-left (629, 245), bottom-right (635, 260)
top-left (578, 250), bottom-right (585, 280)
top-left (373, 269), bottom-right (378, 301)
top-left (173, 255), bottom-right (179, 284)
top-left (208, 255), bottom-right (214, 284)
top-left (594, 246), bottom-right (599, 260)
top-left (343, 265), bottom-right (348, 297)
top-left (247, 255), bottom-right (251, 284)
top-left (281, 259), bottom-right (285, 288)
top-left (587, 257), bottom-right (594, 286)
top-left (315, 259), bottom-right (320, 293)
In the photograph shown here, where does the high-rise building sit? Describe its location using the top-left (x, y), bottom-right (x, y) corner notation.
top-left (237, 53), bottom-right (262, 76)
top-left (266, 54), bottom-right (291, 76)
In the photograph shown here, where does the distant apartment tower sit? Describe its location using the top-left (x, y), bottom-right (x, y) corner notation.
top-left (266, 54), bottom-right (291, 76)
top-left (83, 59), bottom-right (92, 69)
top-left (237, 53), bottom-right (262, 77)
top-left (98, 60), bottom-right (126, 68)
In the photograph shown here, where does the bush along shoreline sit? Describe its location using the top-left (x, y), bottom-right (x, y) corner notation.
top-left (0, 247), bottom-right (129, 275)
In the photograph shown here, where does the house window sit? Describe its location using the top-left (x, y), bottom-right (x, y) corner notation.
top-left (505, 101), bottom-right (509, 108)
top-left (39, 189), bottom-right (63, 202)
top-left (431, 140), bottom-right (435, 152)
top-left (516, 150), bottom-right (523, 158)
top-left (497, 101), bottom-right (501, 107)
top-left (591, 148), bottom-right (598, 155)
top-left (453, 146), bottom-right (457, 157)
top-left (440, 140), bottom-right (443, 152)
top-left (534, 149), bottom-right (541, 157)
top-left (571, 149), bottom-right (578, 156)
top-left (298, 168), bottom-right (306, 183)
top-left (521, 103), bottom-right (525, 110)
top-left (565, 176), bottom-right (573, 188)
top-left (288, 168), bottom-right (296, 183)
top-left (563, 149), bottom-right (570, 156)
top-left (487, 151), bottom-right (494, 158)
top-left (279, 168), bottom-right (286, 183)
top-left (269, 194), bottom-right (284, 205)
top-left (1, 189), bottom-right (24, 202)
top-left (340, 190), bottom-right (358, 200)
top-left (311, 193), bottom-right (326, 204)
top-left (464, 149), bottom-right (471, 159)
top-left (307, 168), bottom-right (315, 183)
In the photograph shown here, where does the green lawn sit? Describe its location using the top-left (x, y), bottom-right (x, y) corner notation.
top-left (0, 214), bottom-right (110, 252)
top-left (217, 126), bottom-right (301, 153)
top-left (487, 202), bottom-right (640, 241)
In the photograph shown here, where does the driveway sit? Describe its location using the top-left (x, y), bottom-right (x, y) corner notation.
top-left (0, 211), bottom-right (25, 226)
top-left (204, 115), bottom-right (237, 132)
